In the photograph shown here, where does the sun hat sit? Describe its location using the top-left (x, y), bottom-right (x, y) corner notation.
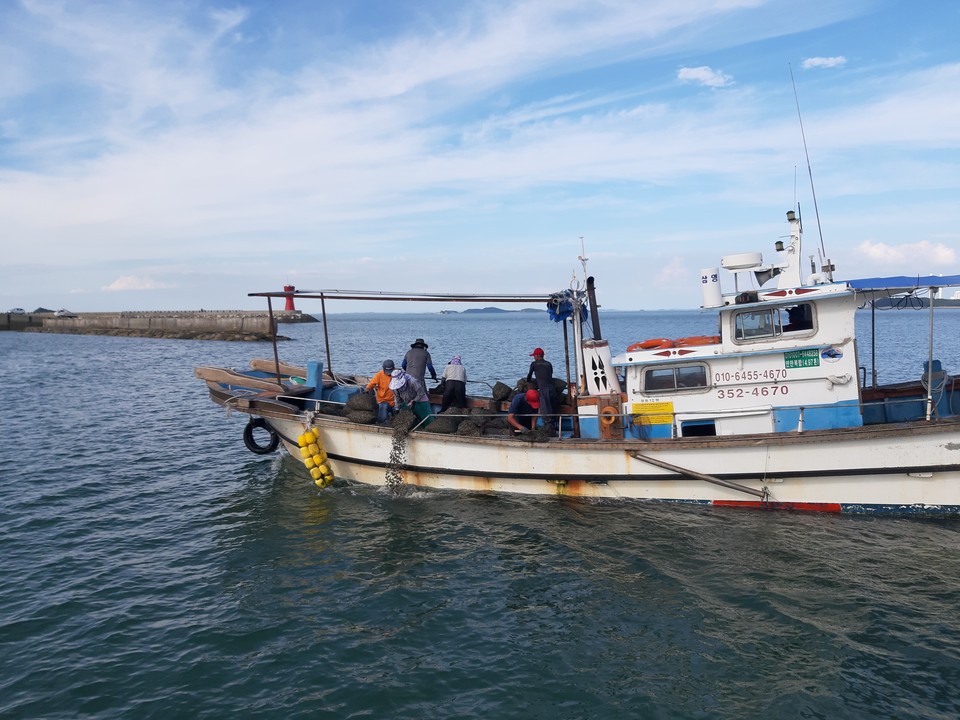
top-left (382, 359), bottom-right (395, 372)
top-left (388, 368), bottom-right (407, 390)
top-left (450, 355), bottom-right (462, 365)
top-left (411, 338), bottom-right (428, 348)
top-left (530, 347), bottom-right (544, 357)
top-left (524, 389), bottom-right (540, 408)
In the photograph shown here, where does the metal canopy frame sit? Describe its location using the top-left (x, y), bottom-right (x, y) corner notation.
top-left (851, 280), bottom-right (959, 419)
top-left (249, 289), bottom-right (551, 303)
top-left (251, 288), bottom-right (560, 386)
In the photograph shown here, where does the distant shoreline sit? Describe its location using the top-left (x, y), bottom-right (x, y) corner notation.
top-left (2, 310), bottom-right (309, 341)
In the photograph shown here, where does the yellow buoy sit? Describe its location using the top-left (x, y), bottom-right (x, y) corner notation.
top-left (298, 427), bottom-right (331, 487)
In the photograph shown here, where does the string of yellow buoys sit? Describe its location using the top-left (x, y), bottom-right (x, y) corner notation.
top-left (297, 428), bottom-right (334, 488)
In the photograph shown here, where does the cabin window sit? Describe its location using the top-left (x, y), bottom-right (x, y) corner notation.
top-left (735, 309), bottom-right (780, 340)
top-left (734, 303), bottom-right (814, 341)
top-left (643, 364), bottom-right (709, 393)
top-left (782, 303), bottom-right (814, 332)
top-left (680, 419), bottom-right (717, 437)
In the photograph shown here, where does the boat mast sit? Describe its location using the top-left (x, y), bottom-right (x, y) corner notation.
top-left (790, 64), bottom-right (832, 280)
top-left (572, 243), bottom-right (590, 392)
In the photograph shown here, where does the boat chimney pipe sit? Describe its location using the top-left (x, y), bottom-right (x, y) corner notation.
top-left (586, 276), bottom-right (602, 340)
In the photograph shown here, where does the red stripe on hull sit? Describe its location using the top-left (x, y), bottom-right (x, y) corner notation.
top-left (712, 500), bottom-right (843, 513)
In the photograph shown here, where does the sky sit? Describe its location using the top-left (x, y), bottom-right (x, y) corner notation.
top-left (1, 0), bottom-right (959, 313)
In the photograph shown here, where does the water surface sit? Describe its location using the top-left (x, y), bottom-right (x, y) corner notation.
top-left (2, 308), bottom-right (959, 718)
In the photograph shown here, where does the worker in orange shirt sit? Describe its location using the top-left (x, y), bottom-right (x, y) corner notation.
top-left (366, 359), bottom-right (397, 423)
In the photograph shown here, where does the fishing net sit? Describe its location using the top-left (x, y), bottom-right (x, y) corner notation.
top-left (317, 403), bottom-right (344, 417)
top-left (423, 408), bottom-right (464, 435)
top-left (484, 415), bottom-right (508, 430)
top-left (491, 381), bottom-right (513, 402)
top-left (517, 428), bottom-right (550, 443)
top-left (345, 409), bottom-right (377, 424)
top-left (456, 420), bottom-right (483, 437)
top-left (345, 392), bottom-right (376, 411)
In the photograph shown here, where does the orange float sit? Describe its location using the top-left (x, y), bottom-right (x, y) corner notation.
top-left (626, 338), bottom-right (674, 352)
top-left (673, 335), bottom-right (721, 347)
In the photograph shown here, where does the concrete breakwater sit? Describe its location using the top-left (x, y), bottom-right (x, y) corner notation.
top-left (5, 310), bottom-right (314, 341)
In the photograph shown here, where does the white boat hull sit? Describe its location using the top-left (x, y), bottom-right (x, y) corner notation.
top-left (263, 411), bottom-right (960, 514)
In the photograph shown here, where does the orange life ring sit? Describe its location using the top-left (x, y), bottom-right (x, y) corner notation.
top-left (673, 335), bottom-right (721, 347)
top-left (626, 338), bottom-right (674, 352)
top-left (599, 406), bottom-right (620, 426)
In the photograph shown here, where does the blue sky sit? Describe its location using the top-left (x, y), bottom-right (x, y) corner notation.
top-left (1, 0), bottom-right (958, 312)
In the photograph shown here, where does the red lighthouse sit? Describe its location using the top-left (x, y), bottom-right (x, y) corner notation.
top-left (284, 285), bottom-right (296, 312)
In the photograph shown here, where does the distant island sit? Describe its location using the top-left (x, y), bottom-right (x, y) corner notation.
top-left (443, 307), bottom-right (545, 314)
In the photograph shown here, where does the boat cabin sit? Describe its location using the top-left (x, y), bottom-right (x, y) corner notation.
top-left (609, 211), bottom-right (957, 439)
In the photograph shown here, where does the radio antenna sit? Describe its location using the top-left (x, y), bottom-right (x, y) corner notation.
top-left (789, 64), bottom-right (827, 259)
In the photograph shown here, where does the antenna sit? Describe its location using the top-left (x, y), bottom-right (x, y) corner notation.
top-left (793, 165), bottom-right (797, 210)
top-left (577, 236), bottom-right (589, 277)
top-left (789, 64), bottom-right (828, 261)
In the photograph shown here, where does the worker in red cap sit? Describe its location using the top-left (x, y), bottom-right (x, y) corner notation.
top-left (526, 347), bottom-right (557, 435)
top-left (507, 388), bottom-right (541, 434)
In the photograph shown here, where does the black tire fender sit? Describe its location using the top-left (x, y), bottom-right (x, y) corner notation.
top-left (243, 417), bottom-right (280, 455)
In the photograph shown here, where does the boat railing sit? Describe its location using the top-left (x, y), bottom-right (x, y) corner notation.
top-left (277, 384), bottom-right (955, 439)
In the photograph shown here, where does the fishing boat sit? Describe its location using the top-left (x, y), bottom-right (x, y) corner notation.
top-left (197, 209), bottom-right (960, 515)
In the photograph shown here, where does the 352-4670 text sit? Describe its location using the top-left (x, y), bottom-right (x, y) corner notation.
top-left (717, 386), bottom-right (790, 399)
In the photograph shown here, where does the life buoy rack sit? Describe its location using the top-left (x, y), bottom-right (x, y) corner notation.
top-left (673, 335), bottom-right (721, 347)
top-left (243, 417), bottom-right (280, 455)
top-left (626, 338), bottom-right (674, 352)
top-left (599, 406), bottom-right (620, 426)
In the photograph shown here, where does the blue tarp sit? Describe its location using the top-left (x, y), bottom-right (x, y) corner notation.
top-left (848, 275), bottom-right (960, 291)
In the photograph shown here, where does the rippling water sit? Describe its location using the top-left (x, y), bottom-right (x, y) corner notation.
top-left (2, 309), bottom-right (960, 718)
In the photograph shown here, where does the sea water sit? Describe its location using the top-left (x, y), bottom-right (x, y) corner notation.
top-left (2, 309), bottom-right (960, 719)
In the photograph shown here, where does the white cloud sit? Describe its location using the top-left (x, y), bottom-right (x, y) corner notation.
top-left (856, 240), bottom-right (957, 266)
top-left (102, 276), bottom-right (175, 291)
top-left (655, 257), bottom-right (689, 286)
top-left (677, 66), bottom-right (733, 87)
top-left (802, 56), bottom-right (847, 69)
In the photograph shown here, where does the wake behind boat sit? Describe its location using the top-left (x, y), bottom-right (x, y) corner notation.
top-left (197, 210), bottom-right (960, 515)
